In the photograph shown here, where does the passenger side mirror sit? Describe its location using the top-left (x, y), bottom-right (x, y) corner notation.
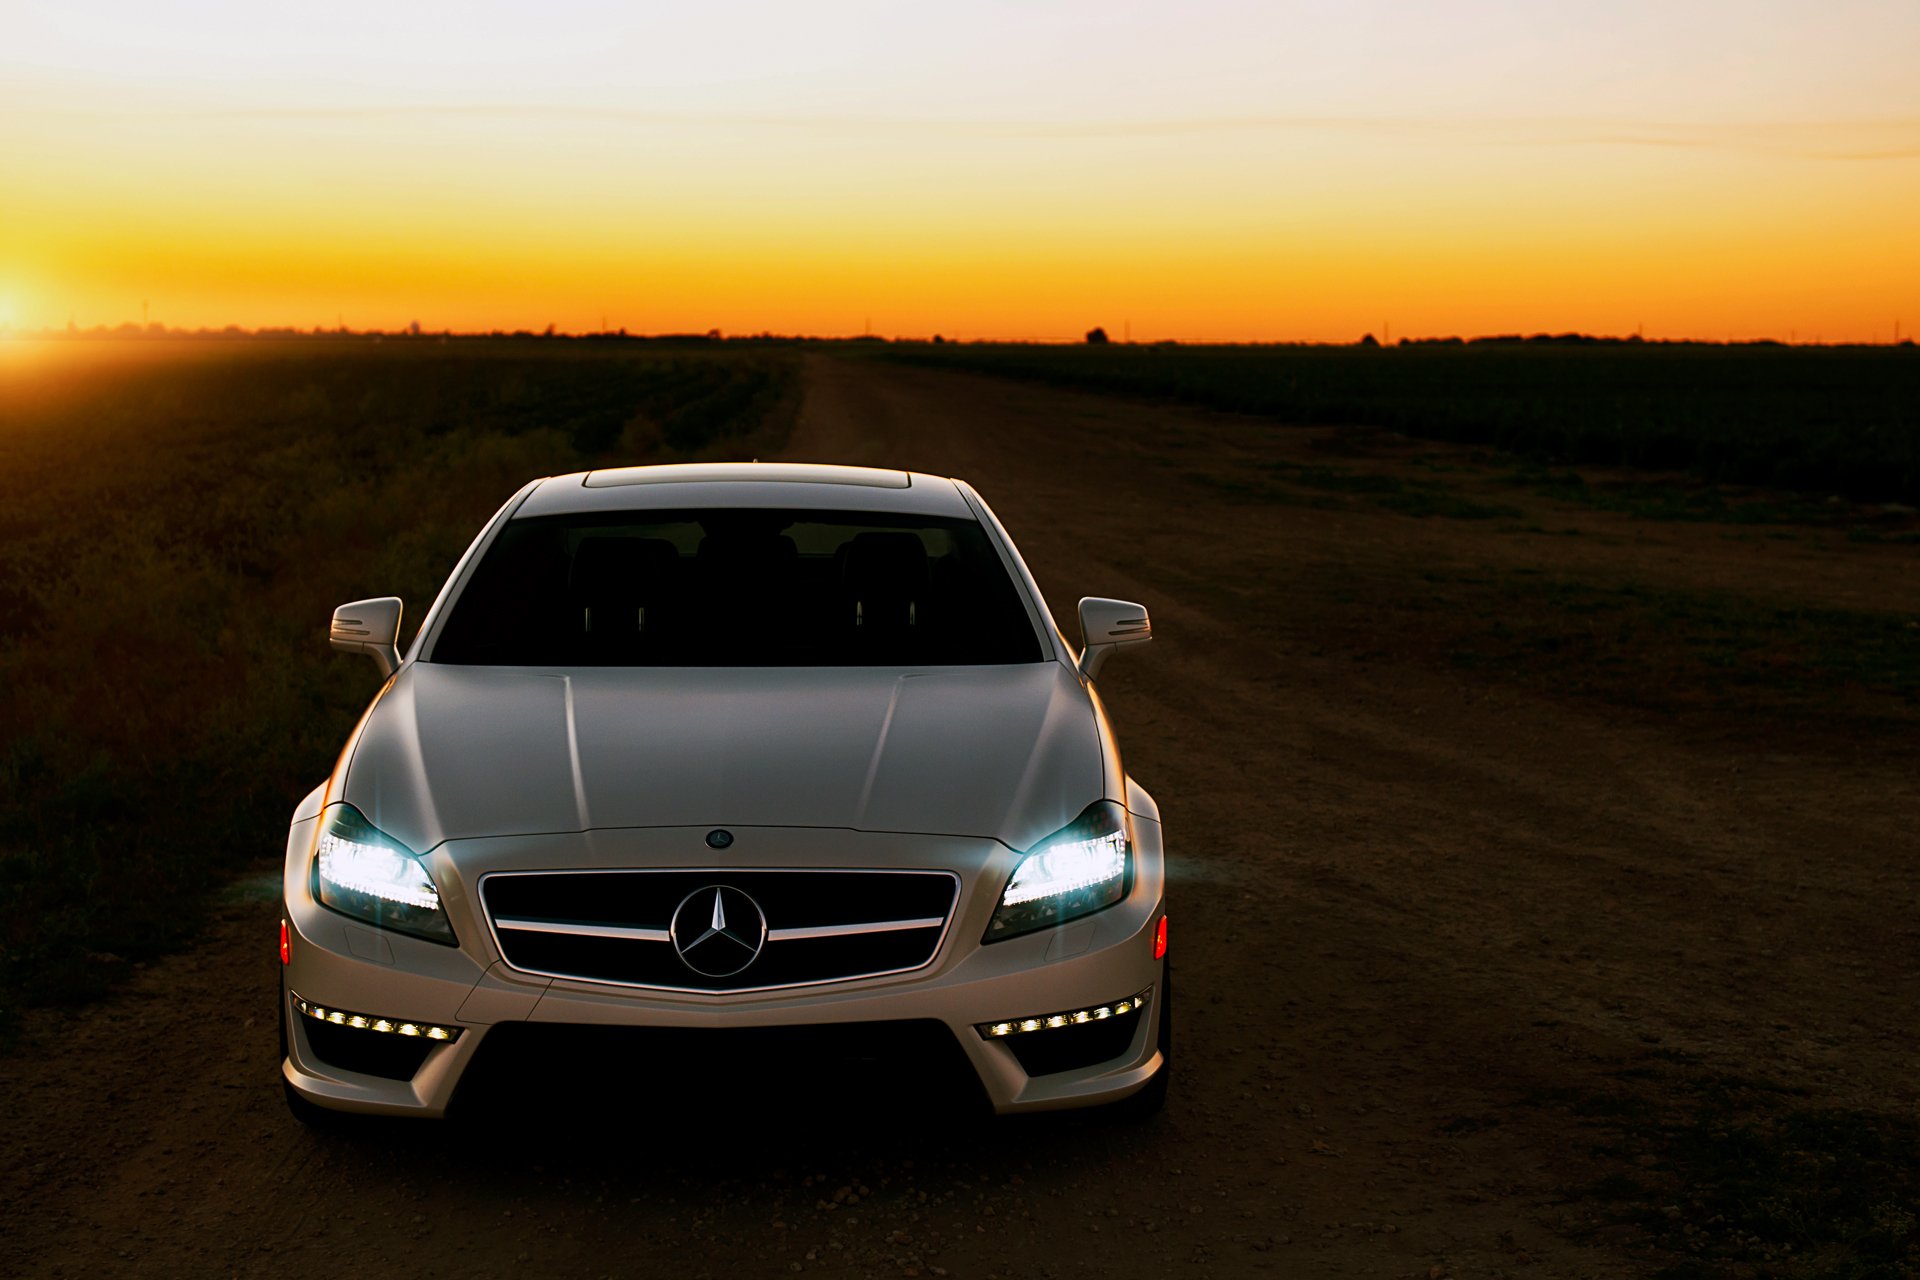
top-left (1077, 597), bottom-right (1151, 681)
top-left (330, 597), bottom-right (404, 678)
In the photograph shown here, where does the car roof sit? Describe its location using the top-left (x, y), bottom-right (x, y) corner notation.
top-left (514, 462), bottom-right (976, 519)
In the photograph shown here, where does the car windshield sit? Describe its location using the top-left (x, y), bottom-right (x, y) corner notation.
top-left (431, 508), bottom-right (1045, 666)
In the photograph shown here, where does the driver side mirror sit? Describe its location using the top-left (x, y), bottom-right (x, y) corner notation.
top-left (1077, 597), bottom-right (1151, 681)
top-left (330, 597), bottom-right (404, 679)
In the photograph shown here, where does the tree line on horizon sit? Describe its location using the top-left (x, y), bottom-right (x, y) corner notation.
top-left (11, 321), bottom-right (1916, 350)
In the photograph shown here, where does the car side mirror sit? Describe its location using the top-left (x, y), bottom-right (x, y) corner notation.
top-left (330, 597), bottom-right (404, 678)
top-left (1077, 597), bottom-right (1151, 681)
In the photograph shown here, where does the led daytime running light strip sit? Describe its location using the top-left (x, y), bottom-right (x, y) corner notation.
top-left (977, 986), bottom-right (1153, 1039)
top-left (293, 994), bottom-right (462, 1042)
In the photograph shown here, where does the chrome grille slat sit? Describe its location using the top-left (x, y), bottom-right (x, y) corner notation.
top-left (767, 916), bottom-right (946, 941)
top-left (494, 917), bottom-right (671, 943)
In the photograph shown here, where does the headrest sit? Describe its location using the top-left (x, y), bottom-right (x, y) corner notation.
top-left (570, 537), bottom-right (677, 596)
top-left (840, 531), bottom-right (929, 600)
top-left (696, 531), bottom-right (798, 567)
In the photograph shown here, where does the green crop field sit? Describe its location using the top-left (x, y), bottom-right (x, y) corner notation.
top-left (885, 340), bottom-right (1920, 506)
top-left (0, 338), bottom-right (797, 1036)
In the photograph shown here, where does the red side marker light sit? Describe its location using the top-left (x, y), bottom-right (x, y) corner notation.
top-left (1153, 914), bottom-right (1168, 960)
top-left (279, 918), bottom-right (291, 966)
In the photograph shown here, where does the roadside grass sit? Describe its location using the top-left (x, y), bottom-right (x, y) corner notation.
top-left (1844, 527), bottom-right (1920, 546)
top-left (1436, 574), bottom-right (1920, 714)
top-left (879, 341), bottom-right (1920, 506)
top-left (1547, 1064), bottom-right (1920, 1279)
top-left (1167, 408), bottom-right (1920, 725)
top-left (1272, 461), bottom-right (1523, 519)
top-left (1190, 459), bottom-right (1522, 520)
top-left (1186, 438), bottom-right (1920, 729)
top-left (0, 338), bottom-right (798, 1041)
top-left (1499, 463), bottom-right (1910, 529)
top-left (1203, 444), bottom-right (1920, 547)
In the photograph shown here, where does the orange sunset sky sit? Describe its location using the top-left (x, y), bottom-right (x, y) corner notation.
top-left (2, 1), bottom-right (1917, 342)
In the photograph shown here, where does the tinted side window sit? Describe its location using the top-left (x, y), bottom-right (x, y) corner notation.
top-left (432, 509), bottom-right (1043, 666)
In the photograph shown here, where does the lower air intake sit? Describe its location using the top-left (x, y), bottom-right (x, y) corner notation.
top-left (452, 1019), bottom-right (989, 1123)
top-left (301, 1019), bottom-right (436, 1081)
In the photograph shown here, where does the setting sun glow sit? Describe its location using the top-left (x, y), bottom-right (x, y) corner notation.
top-left (3, 1), bottom-right (1916, 341)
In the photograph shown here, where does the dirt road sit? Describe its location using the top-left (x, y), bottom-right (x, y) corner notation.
top-left (4, 354), bottom-right (1915, 1279)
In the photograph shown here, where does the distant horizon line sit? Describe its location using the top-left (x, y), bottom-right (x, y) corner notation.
top-left (2, 323), bottom-right (1914, 349)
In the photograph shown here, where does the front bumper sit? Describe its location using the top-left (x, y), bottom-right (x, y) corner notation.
top-left (281, 817), bottom-right (1166, 1118)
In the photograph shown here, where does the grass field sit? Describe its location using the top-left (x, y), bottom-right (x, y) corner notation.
top-left (0, 338), bottom-right (797, 1036)
top-left (884, 341), bottom-right (1920, 507)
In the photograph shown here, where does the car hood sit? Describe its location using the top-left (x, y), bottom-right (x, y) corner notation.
top-left (340, 662), bottom-right (1103, 855)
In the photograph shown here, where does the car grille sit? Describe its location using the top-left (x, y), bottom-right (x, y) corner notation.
top-left (480, 869), bottom-right (960, 993)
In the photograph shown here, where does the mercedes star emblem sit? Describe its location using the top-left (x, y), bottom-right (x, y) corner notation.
top-left (669, 885), bottom-right (768, 978)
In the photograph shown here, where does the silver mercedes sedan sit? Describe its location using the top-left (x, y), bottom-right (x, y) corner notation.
top-left (279, 461), bottom-right (1167, 1121)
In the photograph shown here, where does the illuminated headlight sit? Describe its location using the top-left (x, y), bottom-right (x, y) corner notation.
top-left (985, 800), bottom-right (1131, 941)
top-left (978, 987), bottom-right (1153, 1038)
top-left (292, 993), bottom-right (461, 1042)
top-left (312, 804), bottom-right (456, 944)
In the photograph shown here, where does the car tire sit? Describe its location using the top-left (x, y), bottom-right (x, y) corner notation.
top-left (1114, 961), bottom-right (1172, 1120)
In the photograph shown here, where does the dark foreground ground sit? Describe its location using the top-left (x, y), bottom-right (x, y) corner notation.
top-left (3, 354), bottom-right (1917, 1279)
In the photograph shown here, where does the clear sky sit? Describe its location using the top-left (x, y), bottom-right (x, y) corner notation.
top-left (2, 0), bottom-right (1916, 340)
